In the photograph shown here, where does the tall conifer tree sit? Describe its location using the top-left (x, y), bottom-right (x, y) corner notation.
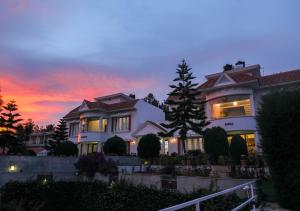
top-left (52, 118), bottom-right (68, 143)
top-left (160, 60), bottom-right (209, 153)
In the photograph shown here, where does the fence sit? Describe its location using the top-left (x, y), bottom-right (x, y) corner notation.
top-left (158, 180), bottom-right (257, 211)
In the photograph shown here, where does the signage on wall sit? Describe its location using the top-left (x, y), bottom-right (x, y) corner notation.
top-left (225, 122), bottom-right (234, 126)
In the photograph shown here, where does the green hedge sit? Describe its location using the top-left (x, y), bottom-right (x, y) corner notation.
top-left (1, 181), bottom-right (243, 211)
top-left (257, 90), bottom-right (300, 210)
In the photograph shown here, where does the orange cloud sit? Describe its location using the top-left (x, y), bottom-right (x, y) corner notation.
top-left (0, 68), bottom-right (158, 126)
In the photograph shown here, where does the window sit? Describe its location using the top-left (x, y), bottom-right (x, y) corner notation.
top-left (69, 123), bottom-right (79, 137)
top-left (87, 143), bottom-right (98, 154)
top-left (112, 116), bottom-right (130, 132)
top-left (227, 133), bottom-right (256, 153)
top-left (100, 118), bottom-right (108, 132)
top-left (160, 139), bottom-right (168, 154)
top-left (210, 95), bottom-right (252, 119)
top-left (185, 137), bottom-right (203, 151)
top-left (81, 119), bottom-right (87, 132)
top-left (87, 119), bottom-right (100, 132)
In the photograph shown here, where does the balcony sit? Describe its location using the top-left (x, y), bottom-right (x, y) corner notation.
top-left (78, 131), bottom-right (109, 143)
top-left (209, 116), bottom-right (256, 131)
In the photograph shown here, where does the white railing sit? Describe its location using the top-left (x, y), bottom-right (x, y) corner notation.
top-left (158, 181), bottom-right (256, 211)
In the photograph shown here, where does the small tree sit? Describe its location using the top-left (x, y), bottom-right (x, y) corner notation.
top-left (257, 90), bottom-right (300, 209)
top-left (137, 133), bottom-right (161, 161)
top-left (229, 135), bottom-right (248, 165)
top-left (0, 100), bottom-right (24, 154)
top-left (203, 127), bottom-right (229, 164)
top-left (53, 141), bottom-right (78, 156)
top-left (160, 60), bottom-right (209, 153)
top-left (52, 119), bottom-right (68, 143)
top-left (103, 136), bottom-right (126, 156)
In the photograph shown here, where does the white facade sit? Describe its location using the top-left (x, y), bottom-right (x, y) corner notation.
top-left (64, 93), bottom-right (165, 155)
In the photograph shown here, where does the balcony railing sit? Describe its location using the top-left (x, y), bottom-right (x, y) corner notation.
top-left (158, 181), bottom-right (257, 211)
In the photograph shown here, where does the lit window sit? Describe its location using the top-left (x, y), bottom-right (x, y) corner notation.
top-left (185, 137), bottom-right (203, 151)
top-left (69, 123), bottom-right (79, 137)
top-left (100, 118), bottom-right (108, 132)
top-left (210, 95), bottom-right (252, 119)
top-left (112, 116), bottom-right (130, 132)
top-left (227, 133), bottom-right (256, 153)
top-left (87, 119), bottom-right (100, 132)
top-left (87, 143), bottom-right (98, 154)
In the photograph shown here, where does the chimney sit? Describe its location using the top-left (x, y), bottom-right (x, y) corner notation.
top-left (223, 64), bottom-right (233, 71)
top-left (235, 61), bottom-right (246, 68)
top-left (129, 94), bottom-right (135, 99)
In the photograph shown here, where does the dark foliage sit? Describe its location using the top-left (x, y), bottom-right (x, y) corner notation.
top-left (53, 141), bottom-right (78, 156)
top-left (74, 153), bottom-right (118, 178)
top-left (143, 93), bottom-right (167, 110)
top-left (256, 90), bottom-right (300, 210)
top-left (229, 135), bottom-right (248, 165)
top-left (0, 100), bottom-right (25, 154)
top-left (51, 119), bottom-right (68, 143)
top-left (160, 59), bottom-right (209, 153)
top-left (0, 181), bottom-right (243, 211)
top-left (203, 127), bottom-right (229, 163)
top-left (137, 133), bottom-right (161, 160)
top-left (103, 135), bottom-right (126, 156)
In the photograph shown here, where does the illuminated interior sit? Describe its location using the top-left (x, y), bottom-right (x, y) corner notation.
top-left (100, 118), bottom-right (108, 132)
top-left (185, 137), bottom-right (203, 151)
top-left (87, 119), bottom-right (100, 132)
top-left (227, 132), bottom-right (256, 153)
top-left (211, 95), bottom-right (252, 119)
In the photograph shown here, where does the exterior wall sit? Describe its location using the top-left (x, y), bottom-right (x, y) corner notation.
top-left (66, 99), bottom-right (165, 155)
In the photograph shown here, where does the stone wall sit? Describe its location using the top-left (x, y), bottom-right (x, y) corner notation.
top-left (0, 156), bottom-right (141, 187)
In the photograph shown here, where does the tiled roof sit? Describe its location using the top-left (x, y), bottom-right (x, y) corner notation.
top-left (259, 68), bottom-right (300, 86)
top-left (64, 100), bottom-right (138, 119)
top-left (198, 72), bottom-right (257, 90)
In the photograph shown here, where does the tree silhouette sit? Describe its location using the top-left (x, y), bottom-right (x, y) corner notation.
top-left (160, 60), bottom-right (209, 153)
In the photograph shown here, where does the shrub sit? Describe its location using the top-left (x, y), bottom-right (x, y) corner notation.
top-left (137, 133), bottom-right (161, 160)
top-left (229, 135), bottom-right (248, 165)
top-left (0, 181), bottom-right (243, 211)
top-left (103, 136), bottom-right (126, 156)
top-left (257, 90), bottom-right (300, 209)
top-left (203, 127), bottom-right (229, 163)
top-left (187, 150), bottom-right (208, 165)
top-left (74, 153), bottom-right (118, 178)
top-left (53, 141), bottom-right (78, 156)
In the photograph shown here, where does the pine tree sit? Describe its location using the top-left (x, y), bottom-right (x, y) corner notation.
top-left (52, 118), bottom-right (68, 144)
top-left (0, 100), bottom-right (23, 154)
top-left (160, 59), bottom-right (209, 153)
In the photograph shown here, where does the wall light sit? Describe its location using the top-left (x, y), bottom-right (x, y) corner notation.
top-left (131, 140), bottom-right (136, 145)
top-left (170, 138), bottom-right (177, 144)
top-left (8, 164), bottom-right (17, 173)
top-left (233, 101), bottom-right (238, 106)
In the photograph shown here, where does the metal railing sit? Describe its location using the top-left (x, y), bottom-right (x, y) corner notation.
top-left (158, 181), bottom-right (257, 211)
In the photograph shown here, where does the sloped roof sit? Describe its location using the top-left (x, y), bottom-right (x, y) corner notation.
top-left (64, 99), bottom-right (138, 119)
top-left (259, 68), bottom-right (300, 86)
top-left (198, 72), bottom-right (257, 90)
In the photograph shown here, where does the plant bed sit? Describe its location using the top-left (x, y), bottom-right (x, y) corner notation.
top-left (1, 180), bottom-right (246, 211)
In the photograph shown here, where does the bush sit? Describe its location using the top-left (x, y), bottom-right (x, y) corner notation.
top-left (53, 141), bottom-right (78, 156)
top-left (257, 90), bottom-right (300, 209)
top-left (203, 127), bottom-right (229, 163)
top-left (229, 135), bottom-right (248, 165)
top-left (187, 150), bottom-right (208, 166)
top-left (137, 133), bottom-right (161, 160)
top-left (103, 136), bottom-right (126, 156)
top-left (74, 153), bottom-right (118, 178)
top-left (0, 181), bottom-right (243, 211)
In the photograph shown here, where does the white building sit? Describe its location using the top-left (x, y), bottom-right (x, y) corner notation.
top-left (27, 131), bottom-right (53, 156)
top-left (197, 63), bottom-right (300, 153)
top-left (64, 93), bottom-right (165, 155)
top-left (64, 65), bottom-right (300, 156)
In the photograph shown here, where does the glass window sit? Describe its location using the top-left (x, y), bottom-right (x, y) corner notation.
top-left (87, 143), bottom-right (98, 154)
top-left (227, 133), bottom-right (256, 153)
top-left (87, 119), bottom-right (100, 132)
top-left (185, 137), bottom-right (203, 151)
top-left (210, 95), bottom-right (252, 119)
top-left (100, 118), bottom-right (108, 132)
top-left (69, 123), bottom-right (79, 137)
top-left (113, 116), bottom-right (130, 132)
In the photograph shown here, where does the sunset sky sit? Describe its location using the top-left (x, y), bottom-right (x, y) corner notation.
top-left (0, 0), bottom-right (300, 125)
